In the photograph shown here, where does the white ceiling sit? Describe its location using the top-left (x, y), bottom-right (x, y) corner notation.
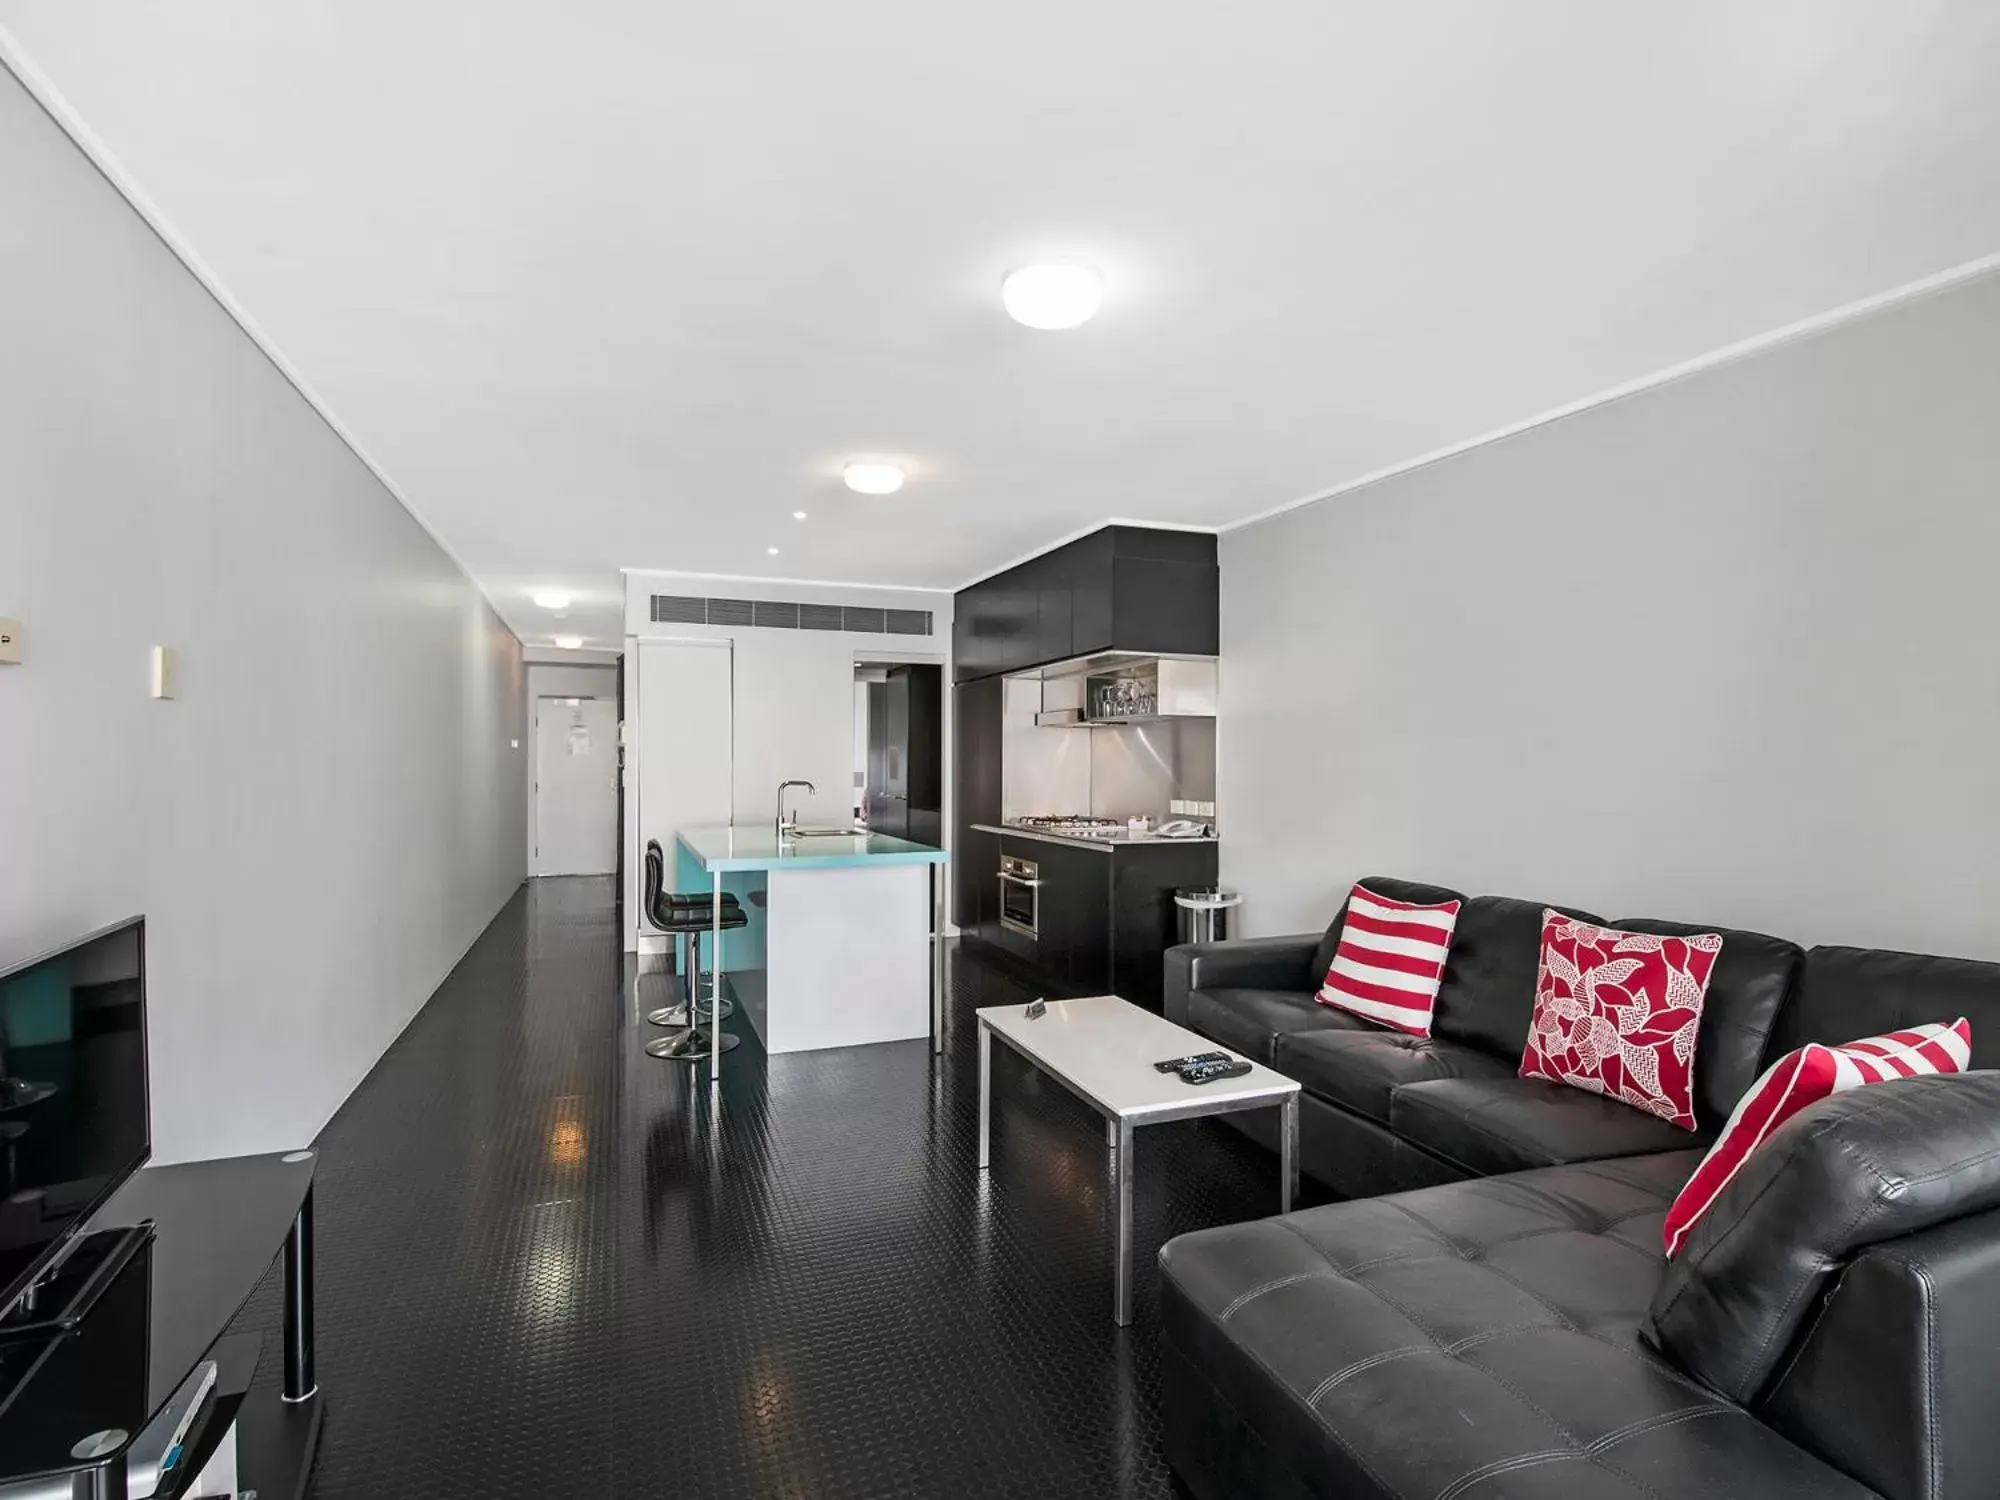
top-left (6, 4), bottom-right (2000, 652)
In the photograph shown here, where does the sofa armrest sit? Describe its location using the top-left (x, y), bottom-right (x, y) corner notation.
top-left (1163, 935), bottom-right (1319, 1027)
top-left (1756, 1204), bottom-right (2000, 1500)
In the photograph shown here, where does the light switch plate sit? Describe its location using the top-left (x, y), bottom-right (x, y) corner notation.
top-left (151, 645), bottom-right (178, 699)
top-left (0, 618), bottom-right (20, 665)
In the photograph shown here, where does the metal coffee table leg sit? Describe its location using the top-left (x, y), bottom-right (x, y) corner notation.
top-left (977, 1022), bottom-right (992, 1171)
top-left (1113, 1115), bottom-right (1134, 1326)
top-left (1280, 1093), bottom-right (1299, 1215)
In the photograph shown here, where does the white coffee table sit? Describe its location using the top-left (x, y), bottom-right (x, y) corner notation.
top-left (977, 995), bottom-right (1301, 1326)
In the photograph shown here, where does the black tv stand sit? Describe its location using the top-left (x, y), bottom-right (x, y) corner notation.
top-left (0, 1151), bottom-right (323, 1500)
top-left (0, 1223), bottom-right (154, 1343)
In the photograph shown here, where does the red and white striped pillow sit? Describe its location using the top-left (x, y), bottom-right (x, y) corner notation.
top-left (1662, 1018), bottom-right (1973, 1258)
top-left (1316, 883), bottom-right (1461, 1037)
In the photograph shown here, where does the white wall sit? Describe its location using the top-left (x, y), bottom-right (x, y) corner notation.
top-left (621, 573), bottom-right (950, 945)
top-left (0, 65), bottom-right (527, 1163)
top-left (1218, 269), bottom-right (2000, 962)
top-left (527, 662), bottom-right (618, 701)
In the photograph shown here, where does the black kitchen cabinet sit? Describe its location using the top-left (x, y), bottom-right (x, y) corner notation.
top-left (1111, 841), bottom-right (1220, 1010)
top-left (960, 828), bottom-right (1001, 949)
top-left (1027, 840), bottom-right (1114, 994)
top-left (1111, 554), bottom-right (1220, 660)
top-left (952, 678), bottom-right (1003, 930)
top-left (953, 525), bottom-right (1216, 681)
top-left (962, 835), bottom-right (1218, 1010)
top-left (1062, 526), bottom-right (1116, 658)
top-left (1036, 580), bottom-right (1073, 668)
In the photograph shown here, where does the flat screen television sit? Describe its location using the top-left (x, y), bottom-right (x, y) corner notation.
top-left (0, 918), bottom-right (151, 1317)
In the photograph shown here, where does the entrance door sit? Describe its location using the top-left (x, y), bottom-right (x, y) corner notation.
top-left (534, 697), bottom-right (620, 876)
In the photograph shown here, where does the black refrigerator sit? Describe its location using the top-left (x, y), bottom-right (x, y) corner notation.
top-left (865, 664), bottom-right (942, 846)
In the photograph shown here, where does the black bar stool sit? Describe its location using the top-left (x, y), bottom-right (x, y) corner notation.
top-left (641, 841), bottom-right (746, 1061)
top-left (641, 841), bottom-right (740, 1026)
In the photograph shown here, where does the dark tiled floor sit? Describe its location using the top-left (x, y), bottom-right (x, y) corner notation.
top-left (233, 876), bottom-right (1310, 1498)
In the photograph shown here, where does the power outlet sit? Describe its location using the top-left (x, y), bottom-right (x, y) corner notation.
top-left (0, 618), bottom-right (20, 666)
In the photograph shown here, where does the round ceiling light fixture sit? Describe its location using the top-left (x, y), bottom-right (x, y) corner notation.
top-left (792, 510), bottom-right (808, 520)
top-left (843, 462), bottom-right (906, 495)
top-left (1001, 263), bottom-right (1102, 330)
top-left (531, 588), bottom-right (572, 610)
top-left (553, 634), bottom-right (584, 650)
top-left (766, 546), bottom-right (781, 556)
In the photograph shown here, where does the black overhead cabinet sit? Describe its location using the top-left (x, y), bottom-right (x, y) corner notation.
top-left (953, 525), bottom-right (1218, 682)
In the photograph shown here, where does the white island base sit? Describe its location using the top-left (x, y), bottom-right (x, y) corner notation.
top-left (745, 863), bottom-right (934, 1052)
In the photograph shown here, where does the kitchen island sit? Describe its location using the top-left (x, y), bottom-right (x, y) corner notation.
top-left (675, 825), bottom-right (948, 1070)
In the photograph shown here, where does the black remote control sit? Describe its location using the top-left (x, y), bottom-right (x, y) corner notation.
top-left (1154, 1050), bottom-right (1229, 1073)
top-left (1180, 1059), bottom-right (1253, 1086)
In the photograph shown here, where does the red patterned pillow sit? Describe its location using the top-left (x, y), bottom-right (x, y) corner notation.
top-left (1519, 911), bottom-right (1720, 1130)
top-left (1662, 1018), bottom-right (1972, 1257)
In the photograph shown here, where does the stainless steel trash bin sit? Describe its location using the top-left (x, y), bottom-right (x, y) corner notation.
top-left (1174, 888), bottom-right (1242, 945)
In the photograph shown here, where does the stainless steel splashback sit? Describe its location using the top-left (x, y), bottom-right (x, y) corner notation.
top-left (1002, 673), bottom-right (1218, 822)
top-left (1001, 676), bottom-right (1090, 819)
top-left (1089, 718), bottom-right (1217, 821)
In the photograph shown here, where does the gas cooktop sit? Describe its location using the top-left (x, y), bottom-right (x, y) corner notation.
top-left (1006, 815), bottom-right (1125, 838)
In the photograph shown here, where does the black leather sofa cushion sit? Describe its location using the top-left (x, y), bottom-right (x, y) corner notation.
top-left (1648, 1071), bottom-right (2000, 1405)
top-left (1275, 1027), bottom-right (1513, 1126)
top-left (1158, 1151), bottom-right (1873, 1499)
top-left (1391, 1075), bottom-right (1712, 1177)
top-left (1186, 987), bottom-right (1370, 1066)
top-left (1611, 917), bottom-right (1802, 1129)
top-left (1306, 875), bottom-right (1468, 995)
top-left (1168, 934), bottom-right (1320, 1015)
top-left (1429, 893), bottom-right (1602, 1059)
top-left (1754, 1204), bottom-right (2000, 1500)
top-left (1773, 945), bottom-right (2000, 1064)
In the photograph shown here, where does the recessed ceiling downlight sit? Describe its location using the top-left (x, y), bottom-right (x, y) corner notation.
top-left (531, 589), bottom-right (572, 610)
top-left (554, 635), bottom-right (583, 650)
top-left (1001, 263), bottom-right (1102, 330)
top-left (843, 463), bottom-right (906, 495)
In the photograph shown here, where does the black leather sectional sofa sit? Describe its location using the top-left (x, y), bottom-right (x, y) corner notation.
top-left (1159, 877), bottom-right (2000, 1499)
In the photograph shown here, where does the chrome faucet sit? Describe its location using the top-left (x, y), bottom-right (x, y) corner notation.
top-left (776, 779), bottom-right (817, 839)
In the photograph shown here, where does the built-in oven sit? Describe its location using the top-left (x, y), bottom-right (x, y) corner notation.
top-left (998, 855), bottom-right (1041, 938)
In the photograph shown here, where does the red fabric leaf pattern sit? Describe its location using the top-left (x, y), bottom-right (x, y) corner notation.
top-left (1519, 912), bottom-right (1721, 1130)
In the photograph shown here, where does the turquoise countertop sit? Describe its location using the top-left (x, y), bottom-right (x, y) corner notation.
top-left (677, 824), bottom-right (948, 873)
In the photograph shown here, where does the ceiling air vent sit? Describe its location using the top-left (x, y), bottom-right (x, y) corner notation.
top-left (650, 594), bottom-right (706, 624)
top-left (647, 594), bottom-right (934, 637)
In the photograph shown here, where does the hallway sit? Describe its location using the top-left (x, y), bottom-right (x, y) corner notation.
top-left (237, 876), bottom-right (1289, 1498)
